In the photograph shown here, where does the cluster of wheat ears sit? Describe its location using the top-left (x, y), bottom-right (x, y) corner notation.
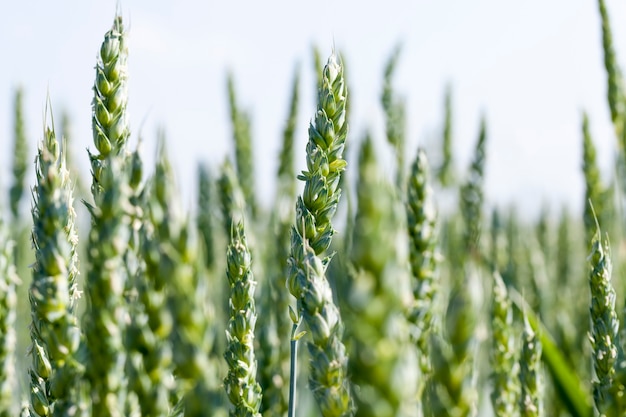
top-left (2, 2), bottom-right (626, 417)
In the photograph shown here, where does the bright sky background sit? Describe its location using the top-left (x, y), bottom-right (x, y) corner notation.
top-left (1, 0), bottom-right (625, 218)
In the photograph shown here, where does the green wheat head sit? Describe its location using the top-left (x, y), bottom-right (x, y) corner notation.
top-left (224, 222), bottom-right (262, 416)
top-left (490, 272), bottom-right (519, 417)
top-left (29, 121), bottom-right (86, 416)
top-left (287, 52), bottom-right (353, 417)
top-left (0, 220), bottom-right (19, 417)
top-left (406, 147), bottom-right (439, 378)
top-left (519, 314), bottom-right (543, 417)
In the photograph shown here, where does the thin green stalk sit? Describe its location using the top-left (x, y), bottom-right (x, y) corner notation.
top-left (10, 87), bottom-right (29, 220)
top-left (288, 327), bottom-right (298, 417)
top-left (286, 53), bottom-right (353, 417)
top-left (287, 312), bottom-right (304, 417)
top-left (29, 121), bottom-right (86, 416)
top-left (258, 65), bottom-right (301, 417)
top-left (0, 220), bottom-right (19, 417)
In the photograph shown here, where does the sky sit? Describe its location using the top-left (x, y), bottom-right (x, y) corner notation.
top-left (1, 0), bottom-right (625, 219)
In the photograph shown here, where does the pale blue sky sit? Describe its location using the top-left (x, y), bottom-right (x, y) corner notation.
top-left (1, 1), bottom-right (625, 217)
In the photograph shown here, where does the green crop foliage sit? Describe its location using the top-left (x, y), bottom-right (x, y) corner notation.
top-left (4, 5), bottom-right (626, 417)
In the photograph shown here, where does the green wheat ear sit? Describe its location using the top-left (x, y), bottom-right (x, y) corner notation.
top-left (29, 119), bottom-right (86, 416)
top-left (406, 147), bottom-right (439, 380)
top-left (287, 52), bottom-right (353, 417)
top-left (588, 225), bottom-right (625, 415)
top-left (83, 15), bottom-right (132, 417)
top-left (0, 220), bottom-right (19, 417)
top-left (519, 314), bottom-right (543, 417)
top-left (490, 272), bottom-right (519, 417)
top-left (90, 14), bottom-right (129, 198)
top-left (224, 222), bottom-right (262, 416)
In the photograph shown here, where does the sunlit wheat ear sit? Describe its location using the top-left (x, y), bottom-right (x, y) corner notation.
top-left (287, 52), bottom-right (353, 417)
top-left (29, 121), bottom-right (86, 416)
top-left (83, 15), bottom-right (133, 417)
top-left (90, 15), bottom-right (129, 199)
top-left (587, 225), bottom-right (625, 415)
